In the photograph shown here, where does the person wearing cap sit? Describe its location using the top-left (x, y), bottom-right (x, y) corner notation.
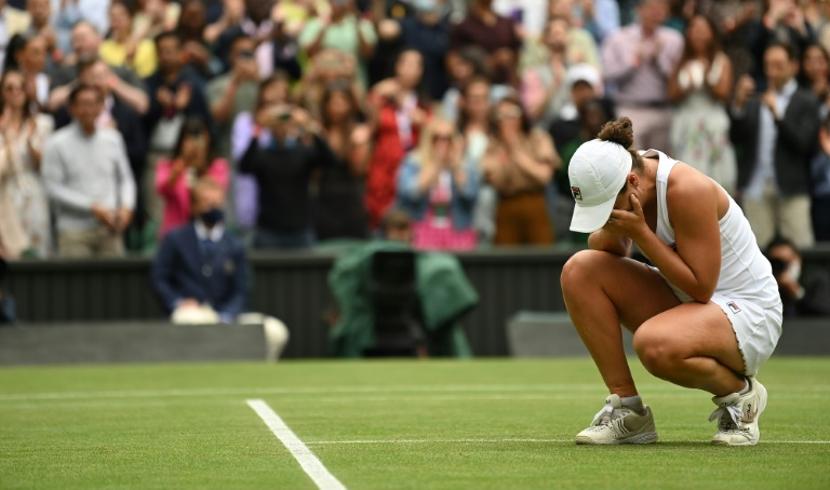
top-left (560, 117), bottom-right (782, 446)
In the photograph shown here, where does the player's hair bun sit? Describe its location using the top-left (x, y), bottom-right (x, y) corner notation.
top-left (597, 117), bottom-right (634, 149)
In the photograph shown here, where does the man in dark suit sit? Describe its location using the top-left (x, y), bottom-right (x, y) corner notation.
top-left (729, 42), bottom-right (820, 249)
top-left (151, 178), bottom-right (247, 324)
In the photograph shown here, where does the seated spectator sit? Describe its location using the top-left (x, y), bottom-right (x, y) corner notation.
top-left (799, 42), bottom-right (830, 119)
top-left (766, 236), bottom-right (830, 317)
top-left (365, 49), bottom-right (428, 229)
top-left (810, 115), bottom-right (830, 242)
top-left (299, 0), bottom-right (377, 88)
top-left (151, 178), bottom-right (246, 325)
top-left (208, 34), bottom-right (260, 160)
top-left (0, 0), bottom-right (30, 72)
top-left (397, 118), bottom-right (480, 251)
top-left (729, 43), bottom-right (820, 248)
top-left (380, 208), bottom-right (414, 243)
top-left (483, 96), bottom-right (559, 245)
top-left (668, 14), bottom-right (737, 194)
top-left (451, 0), bottom-right (521, 86)
top-left (230, 72), bottom-right (292, 234)
top-left (314, 82), bottom-right (371, 241)
top-left (100, 0), bottom-right (158, 78)
top-left (42, 84), bottom-right (136, 258)
top-left (239, 104), bottom-right (334, 249)
top-left (601, 0), bottom-right (683, 151)
top-left (0, 69), bottom-right (53, 259)
top-left (156, 118), bottom-right (229, 238)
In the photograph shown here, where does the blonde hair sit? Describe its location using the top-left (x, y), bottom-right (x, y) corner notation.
top-left (414, 117), bottom-right (460, 167)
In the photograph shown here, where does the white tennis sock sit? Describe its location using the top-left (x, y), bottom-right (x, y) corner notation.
top-left (620, 395), bottom-right (644, 414)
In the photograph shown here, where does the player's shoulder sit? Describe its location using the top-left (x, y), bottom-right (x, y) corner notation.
top-left (666, 160), bottom-right (717, 203)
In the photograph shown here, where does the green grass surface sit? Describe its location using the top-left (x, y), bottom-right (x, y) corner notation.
top-left (1, 358), bottom-right (829, 489)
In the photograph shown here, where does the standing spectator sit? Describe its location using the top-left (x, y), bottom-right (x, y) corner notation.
top-left (295, 48), bottom-right (361, 120)
top-left (399, 0), bottom-right (452, 100)
top-left (151, 178), bottom-right (247, 325)
top-left (483, 96), bottom-right (559, 245)
top-left (254, 8), bottom-right (302, 81)
top-left (0, 69), bottom-right (53, 258)
top-left (229, 72), bottom-right (291, 234)
top-left (42, 84), bottom-right (136, 258)
top-left (799, 42), bottom-right (830, 119)
top-left (750, 0), bottom-right (814, 85)
top-left (5, 33), bottom-right (49, 107)
top-left (451, 0), bottom-right (521, 86)
top-left (239, 104), bottom-right (334, 249)
top-left (601, 0), bottom-right (683, 151)
top-left (174, 0), bottom-right (215, 80)
top-left (765, 236), bottom-right (830, 317)
top-left (440, 45), bottom-right (489, 123)
top-left (299, 0), bottom-right (377, 88)
top-left (668, 14), bottom-right (737, 194)
top-left (810, 115), bottom-right (830, 242)
top-left (99, 0), bottom-right (158, 78)
top-left (133, 0), bottom-right (181, 42)
top-left (156, 118), bottom-right (229, 238)
top-left (397, 118), bottom-right (480, 251)
top-left (50, 0), bottom-right (111, 41)
top-left (314, 82), bottom-right (371, 241)
top-left (208, 34), bottom-right (260, 160)
top-left (730, 43), bottom-right (820, 249)
top-left (365, 49), bottom-right (428, 229)
top-left (25, 0), bottom-right (58, 64)
top-left (0, 0), bottom-right (31, 73)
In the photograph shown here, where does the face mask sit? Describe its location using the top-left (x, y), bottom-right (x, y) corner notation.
top-left (787, 260), bottom-right (801, 283)
top-left (199, 208), bottom-right (224, 228)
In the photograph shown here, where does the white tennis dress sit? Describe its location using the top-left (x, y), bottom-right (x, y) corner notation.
top-left (642, 149), bottom-right (783, 376)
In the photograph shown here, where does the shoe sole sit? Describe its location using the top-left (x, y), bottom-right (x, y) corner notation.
top-left (575, 432), bottom-right (658, 445)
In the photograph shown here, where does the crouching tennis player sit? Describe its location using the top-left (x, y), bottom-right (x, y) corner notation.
top-left (561, 117), bottom-right (782, 446)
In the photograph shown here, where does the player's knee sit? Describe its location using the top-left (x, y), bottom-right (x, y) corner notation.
top-left (560, 250), bottom-right (605, 296)
top-left (634, 328), bottom-right (682, 374)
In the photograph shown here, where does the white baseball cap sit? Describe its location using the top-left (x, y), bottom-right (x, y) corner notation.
top-left (568, 139), bottom-right (633, 233)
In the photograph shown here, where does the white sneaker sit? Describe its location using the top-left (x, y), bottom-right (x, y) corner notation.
top-left (575, 394), bottom-right (658, 445)
top-left (709, 377), bottom-right (768, 446)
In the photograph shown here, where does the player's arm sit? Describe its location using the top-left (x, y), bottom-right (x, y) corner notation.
top-left (631, 173), bottom-right (721, 303)
top-left (588, 229), bottom-right (632, 257)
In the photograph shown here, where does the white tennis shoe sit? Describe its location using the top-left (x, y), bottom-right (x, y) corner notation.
top-left (709, 377), bottom-right (768, 446)
top-left (575, 394), bottom-right (658, 445)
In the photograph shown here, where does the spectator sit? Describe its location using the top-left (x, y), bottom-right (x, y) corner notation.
top-left (668, 14), bottom-right (737, 194)
top-left (99, 0), bottom-right (158, 78)
top-left (295, 48), bottom-right (361, 119)
top-left (156, 118), bottom-right (229, 238)
top-left (493, 0), bottom-right (548, 39)
top-left (230, 72), bottom-right (292, 234)
top-left (47, 21), bottom-right (148, 114)
top-left (5, 33), bottom-right (49, 107)
top-left (239, 104), bottom-right (334, 249)
top-left (397, 117), bottom-right (480, 251)
top-left (601, 0), bottom-right (683, 151)
top-left (43, 84), bottom-right (136, 258)
top-left (521, 10), bottom-right (601, 73)
top-left (766, 236), bottom-right (830, 317)
top-left (379, 207), bottom-right (413, 243)
top-left (730, 42), bottom-right (820, 249)
top-left (25, 0), bottom-right (58, 64)
top-left (133, 0), bottom-right (181, 43)
top-left (483, 96), bottom-right (559, 245)
top-left (451, 0), bottom-right (521, 86)
top-left (440, 45), bottom-right (490, 123)
top-left (750, 0), bottom-right (814, 85)
top-left (0, 69), bottom-right (53, 258)
top-left (399, 0), bottom-right (452, 100)
top-left (799, 42), bottom-right (830, 119)
top-left (573, 0), bottom-right (621, 44)
top-left (365, 49), bottom-right (428, 229)
top-left (0, 0), bottom-right (30, 73)
top-left (299, 0), bottom-right (377, 88)
top-left (174, 0), bottom-right (215, 80)
top-left (151, 178), bottom-right (247, 325)
top-left (810, 115), bottom-right (830, 242)
top-left (254, 7), bottom-right (302, 81)
top-left (208, 34), bottom-right (260, 160)
top-left (314, 82), bottom-right (371, 241)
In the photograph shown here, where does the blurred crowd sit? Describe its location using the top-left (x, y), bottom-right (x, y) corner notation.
top-left (2, 0), bottom-right (830, 261)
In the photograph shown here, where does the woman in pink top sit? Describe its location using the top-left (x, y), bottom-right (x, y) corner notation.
top-left (156, 118), bottom-right (229, 237)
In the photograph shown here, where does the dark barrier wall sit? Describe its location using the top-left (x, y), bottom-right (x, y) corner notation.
top-left (7, 246), bottom-right (830, 357)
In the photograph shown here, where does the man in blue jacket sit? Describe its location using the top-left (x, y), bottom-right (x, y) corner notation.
top-left (151, 178), bottom-right (247, 324)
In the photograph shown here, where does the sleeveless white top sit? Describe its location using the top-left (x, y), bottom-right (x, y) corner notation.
top-left (644, 149), bottom-right (780, 306)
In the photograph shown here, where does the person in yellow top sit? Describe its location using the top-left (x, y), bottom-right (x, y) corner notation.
top-left (99, 0), bottom-right (157, 78)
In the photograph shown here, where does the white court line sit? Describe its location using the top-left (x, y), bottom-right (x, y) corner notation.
top-left (246, 399), bottom-right (346, 490)
top-left (304, 437), bottom-right (830, 446)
